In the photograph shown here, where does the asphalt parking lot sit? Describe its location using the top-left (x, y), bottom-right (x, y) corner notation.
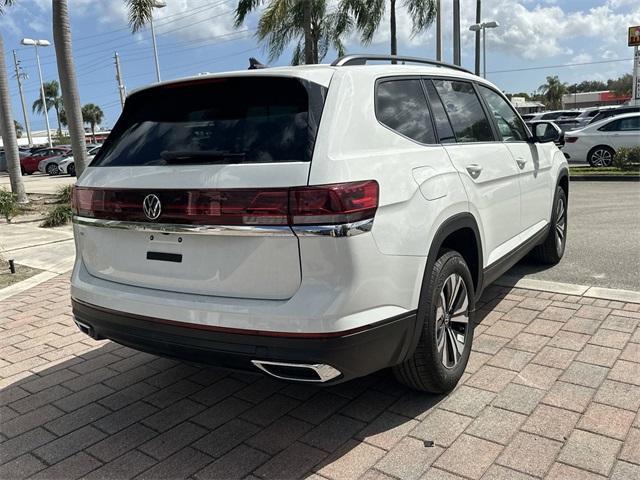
top-left (0, 172), bottom-right (75, 195)
top-left (508, 181), bottom-right (640, 292)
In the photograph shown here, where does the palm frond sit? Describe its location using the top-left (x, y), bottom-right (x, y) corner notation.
top-left (125, 0), bottom-right (154, 33)
top-left (404, 0), bottom-right (437, 36)
top-left (235, 0), bottom-right (265, 27)
top-left (0, 0), bottom-right (15, 15)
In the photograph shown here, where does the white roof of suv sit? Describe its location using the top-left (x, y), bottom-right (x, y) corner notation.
top-left (130, 57), bottom-right (487, 96)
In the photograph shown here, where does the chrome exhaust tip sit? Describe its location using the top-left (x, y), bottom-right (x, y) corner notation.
top-left (251, 360), bottom-right (341, 383)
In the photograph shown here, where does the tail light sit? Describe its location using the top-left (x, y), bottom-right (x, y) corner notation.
top-left (71, 181), bottom-right (378, 226)
top-left (565, 136), bottom-right (578, 143)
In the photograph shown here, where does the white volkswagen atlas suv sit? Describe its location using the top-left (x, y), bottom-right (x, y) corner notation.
top-left (70, 55), bottom-right (569, 393)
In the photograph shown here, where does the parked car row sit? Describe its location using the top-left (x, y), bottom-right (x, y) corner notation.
top-left (522, 105), bottom-right (640, 133)
top-left (15, 144), bottom-right (101, 176)
top-left (36, 145), bottom-right (101, 176)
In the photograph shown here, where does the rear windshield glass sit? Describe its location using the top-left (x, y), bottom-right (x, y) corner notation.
top-left (92, 77), bottom-right (325, 166)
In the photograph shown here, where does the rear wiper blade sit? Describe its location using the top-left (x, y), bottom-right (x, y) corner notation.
top-left (160, 150), bottom-right (246, 164)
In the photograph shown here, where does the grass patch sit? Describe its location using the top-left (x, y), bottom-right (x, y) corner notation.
top-left (0, 263), bottom-right (44, 289)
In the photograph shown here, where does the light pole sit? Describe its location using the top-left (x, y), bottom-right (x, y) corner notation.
top-left (149, 0), bottom-right (166, 82)
top-left (21, 38), bottom-right (53, 147)
top-left (469, 21), bottom-right (499, 78)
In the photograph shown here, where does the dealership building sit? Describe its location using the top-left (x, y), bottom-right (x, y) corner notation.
top-left (562, 90), bottom-right (631, 109)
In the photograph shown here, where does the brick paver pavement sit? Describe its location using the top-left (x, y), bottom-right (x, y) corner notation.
top-left (1, 275), bottom-right (639, 479)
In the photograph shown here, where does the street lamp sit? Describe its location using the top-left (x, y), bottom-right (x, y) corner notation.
top-left (469, 21), bottom-right (499, 79)
top-left (149, 0), bottom-right (166, 82)
top-left (21, 38), bottom-right (53, 147)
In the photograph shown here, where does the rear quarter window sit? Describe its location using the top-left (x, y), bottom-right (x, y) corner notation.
top-left (92, 77), bottom-right (326, 167)
top-left (375, 79), bottom-right (436, 144)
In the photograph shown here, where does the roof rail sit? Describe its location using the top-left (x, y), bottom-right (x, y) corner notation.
top-left (331, 54), bottom-right (473, 74)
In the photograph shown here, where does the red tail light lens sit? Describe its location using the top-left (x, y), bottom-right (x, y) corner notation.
top-left (72, 180), bottom-right (378, 226)
top-left (565, 137), bottom-right (578, 143)
top-left (290, 181), bottom-right (379, 225)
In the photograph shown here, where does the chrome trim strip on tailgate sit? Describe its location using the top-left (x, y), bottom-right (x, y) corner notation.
top-left (73, 216), bottom-right (373, 237)
top-left (72, 216), bottom-right (294, 237)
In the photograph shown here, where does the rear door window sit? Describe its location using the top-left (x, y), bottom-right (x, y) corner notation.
top-left (92, 77), bottom-right (325, 166)
top-left (432, 80), bottom-right (494, 142)
top-left (375, 79), bottom-right (436, 144)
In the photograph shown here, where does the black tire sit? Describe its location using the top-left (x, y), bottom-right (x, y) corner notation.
top-left (587, 145), bottom-right (614, 167)
top-left (532, 186), bottom-right (567, 264)
top-left (68, 163), bottom-right (76, 177)
top-left (46, 163), bottom-right (59, 175)
top-left (393, 250), bottom-right (475, 393)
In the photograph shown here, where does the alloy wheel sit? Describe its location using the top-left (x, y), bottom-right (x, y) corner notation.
top-left (435, 273), bottom-right (469, 369)
top-left (591, 149), bottom-right (612, 167)
top-left (555, 196), bottom-right (566, 254)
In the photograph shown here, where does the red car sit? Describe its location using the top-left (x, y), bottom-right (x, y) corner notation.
top-left (21, 147), bottom-right (70, 174)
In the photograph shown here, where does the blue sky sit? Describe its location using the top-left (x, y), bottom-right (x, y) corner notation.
top-left (2, 0), bottom-right (638, 132)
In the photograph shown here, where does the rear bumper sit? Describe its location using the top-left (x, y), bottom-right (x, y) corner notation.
top-left (71, 299), bottom-right (418, 384)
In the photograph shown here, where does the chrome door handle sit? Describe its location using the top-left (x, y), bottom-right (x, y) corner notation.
top-left (516, 158), bottom-right (527, 169)
top-left (466, 164), bottom-right (482, 179)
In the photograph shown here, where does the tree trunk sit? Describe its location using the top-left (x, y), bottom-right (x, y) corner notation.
top-left (91, 123), bottom-right (96, 143)
top-left (303, 0), bottom-right (313, 64)
top-left (54, 104), bottom-right (62, 139)
top-left (390, 0), bottom-right (397, 61)
top-left (52, 0), bottom-right (88, 176)
top-left (0, 33), bottom-right (28, 204)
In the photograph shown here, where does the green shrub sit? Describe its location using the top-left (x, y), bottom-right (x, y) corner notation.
top-left (613, 146), bottom-right (640, 172)
top-left (0, 188), bottom-right (20, 223)
top-left (57, 184), bottom-right (74, 204)
top-left (41, 204), bottom-right (73, 227)
top-left (40, 184), bottom-right (74, 228)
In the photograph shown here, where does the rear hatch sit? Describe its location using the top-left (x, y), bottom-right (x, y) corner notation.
top-left (74, 75), bottom-right (328, 300)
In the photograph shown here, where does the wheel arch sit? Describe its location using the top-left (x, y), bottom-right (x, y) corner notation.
top-left (403, 213), bottom-right (484, 362)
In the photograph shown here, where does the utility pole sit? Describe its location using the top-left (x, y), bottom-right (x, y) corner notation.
top-left (12, 50), bottom-right (33, 146)
top-left (475, 0), bottom-right (482, 75)
top-left (114, 52), bottom-right (126, 109)
top-left (453, 0), bottom-right (461, 66)
top-left (435, 0), bottom-right (442, 61)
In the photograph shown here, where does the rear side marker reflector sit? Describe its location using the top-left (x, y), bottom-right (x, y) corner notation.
top-left (72, 181), bottom-right (379, 227)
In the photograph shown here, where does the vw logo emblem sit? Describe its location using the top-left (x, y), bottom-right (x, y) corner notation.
top-left (142, 194), bottom-right (162, 221)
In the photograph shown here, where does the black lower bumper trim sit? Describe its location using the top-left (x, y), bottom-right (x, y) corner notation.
top-left (71, 299), bottom-right (418, 384)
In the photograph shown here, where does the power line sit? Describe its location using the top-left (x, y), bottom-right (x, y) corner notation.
top-left (488, 57), bottom-right (633, 74)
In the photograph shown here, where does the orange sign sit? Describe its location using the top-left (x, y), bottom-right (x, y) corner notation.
top-left (630, 26), bottom-right (640, 47)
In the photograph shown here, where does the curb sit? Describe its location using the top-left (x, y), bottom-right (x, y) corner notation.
top-left (0, 271), bottom-right (61, 302)
top-left (570, 175), bottom-right (640, 182)
top-left (496, 275), bottom-right (640, 303)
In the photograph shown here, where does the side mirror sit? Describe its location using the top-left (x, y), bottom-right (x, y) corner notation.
top-left (530, 121), bottom-right (564, 147)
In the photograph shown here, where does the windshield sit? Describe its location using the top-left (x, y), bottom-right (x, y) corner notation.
top-left (92, 76), bottom-right (326, 167)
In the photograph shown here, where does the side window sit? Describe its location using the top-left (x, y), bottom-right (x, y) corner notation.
top-left (618, 117), bottom-right (640, 131)
top-left (424, 80), bottom-right (456, 143)
top-left (432, 80), bottom-right (494, 142)
top-left (477, 85), bottom-right (528, 142)
top-left (375, 79), bottom-right (436, 144)
top-left (599, 120), bottom-right (619, 132)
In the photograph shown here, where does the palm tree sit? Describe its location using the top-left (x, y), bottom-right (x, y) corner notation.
top-left (234, 0), bottom-right (352, 64)
top-left (52, 0), bottom-right (88, 176)
top-left (0, 0), bottom-right (28, 203)
top-left (32, 80), bottom-right (64, 139)
top-left (538, 76), bottom-right (567, 110)
top-left (81, 104), bottom-right (103, 142)
top-left (341, 0), bottom-right (437, 56)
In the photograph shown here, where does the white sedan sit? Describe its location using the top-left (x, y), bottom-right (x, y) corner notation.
top-left (58, 146), bottom-right (101, 176)
top-left (562, 112), bottom-right (640, 166)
